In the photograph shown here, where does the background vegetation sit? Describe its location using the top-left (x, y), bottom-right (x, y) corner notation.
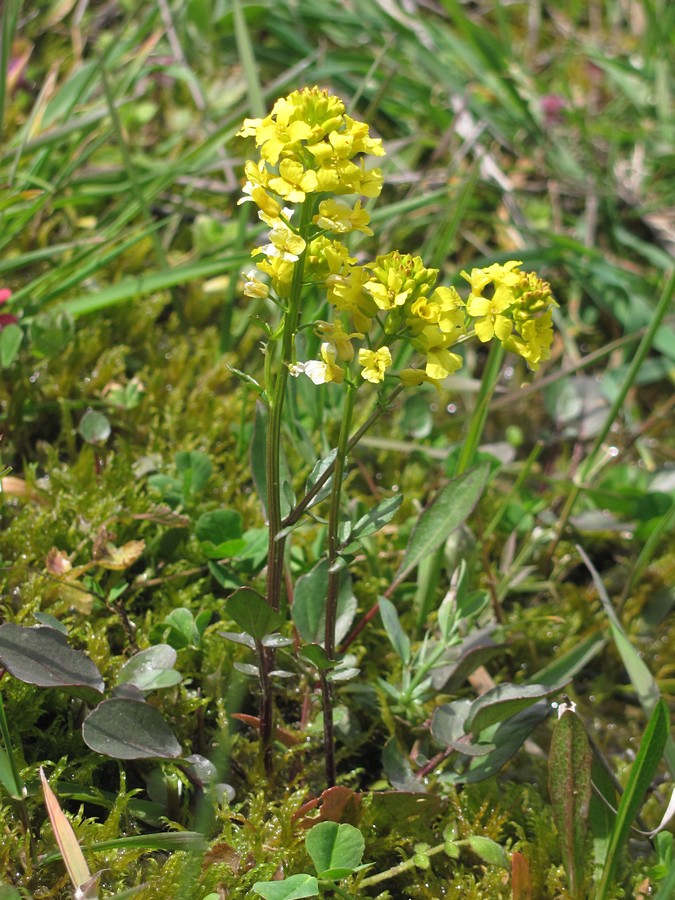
top-left (0, 0), bottom-right (673, 897)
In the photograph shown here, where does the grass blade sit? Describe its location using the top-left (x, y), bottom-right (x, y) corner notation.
top-left (595, 700), bottom-right (669, 899)
top-left (578, 545), bottom-right (675, 777)
top-left (40, 767), bottom-right (97, 899)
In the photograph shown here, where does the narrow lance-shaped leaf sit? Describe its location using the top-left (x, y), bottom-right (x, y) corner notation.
top-left (378, 598), bottom-right (410, 664)
top-left (395, 463), bottom-right (490, 583)
top-left (465, 681), bottom-right (566, 734)
top-left (578, 544), bottom-right (675, 776)
top-left (548, 709), bottom-right (592, 897)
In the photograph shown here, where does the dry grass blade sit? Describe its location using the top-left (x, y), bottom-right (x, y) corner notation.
top-left (40, 767), bottom-right (99, 900)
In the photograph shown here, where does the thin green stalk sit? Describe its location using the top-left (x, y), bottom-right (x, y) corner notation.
top-left (321, 382), bottom-right (357, 786)
top-left (283, 383), bottom-right (404, 530)
top-left (552, 268), bottom-right (675, 551)
top-left (0, 691), bottom-right (31, 841)
top-left (232, 0), bottom-right (265, 118)
top-left (411, 341), bottom-right (505, 630)
top-left (359, 842), bottom-right (447, 888)
top-left (260, 202), bottom-right (313, 769)
top-left (455, 341), bottom-right (505, 477)
top-left (483, 440), bottom-right (543, 538)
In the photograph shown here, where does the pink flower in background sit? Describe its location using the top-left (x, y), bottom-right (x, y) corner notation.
top-left (540, 94), bottom-right (567, 125)
top-left (0, 290), bottom-right (18, 329)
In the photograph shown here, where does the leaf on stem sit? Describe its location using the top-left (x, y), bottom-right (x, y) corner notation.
top-left (395, 463), bottom-right (490, 584)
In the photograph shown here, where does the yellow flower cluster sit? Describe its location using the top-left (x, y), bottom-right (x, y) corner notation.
top-left (463, 262), bottom-right (557, 370)
top-left (238, 87), bottom-right (557, 387)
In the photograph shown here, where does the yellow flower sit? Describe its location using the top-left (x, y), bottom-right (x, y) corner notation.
top-left (365, 271), bottom-right (410, 311)
top-left (461, 260), bottom-right (522, 294)
top-left (328, 266), bottom-right (378, 333)
top-left (466, 285), bottom-right (514, 343)
top-left (291, 342), bottom-right (344, 385)
top-left (238, 183), bottom-right (282, 219)
top-left (313, 199), bottom-right (373, 235)
top-left (314, 320), bottom-right (363, 361)
top-left (408, 286), bottom-right (465, 336)
top-left (256, 256), bottom-right (295, 297)
top-left (412, 327), bottom-right (463, 381)
top-left (343, 116), bottom-right (386, 157)
top-left (359, 346), bottom-right (392, 383)
top-left (268, 159), bottom-right (319, 203)
top-left (399, 368), bottom-right (442, 392)
top-left (505, 311), bottom-right (554, 370)
top-left (255, 118), bottom-right (314, 165)
top-left (255, 221), bottom-right (306, 262)
top-left (243, 269), bottom-right (269, 299)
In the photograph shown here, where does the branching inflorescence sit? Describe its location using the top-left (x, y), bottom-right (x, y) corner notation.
top-left (236, 86), bottom-right (557, 782)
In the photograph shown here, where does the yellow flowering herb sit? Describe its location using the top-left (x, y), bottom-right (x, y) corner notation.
top-left (359, 346), bottom-right (392, 383)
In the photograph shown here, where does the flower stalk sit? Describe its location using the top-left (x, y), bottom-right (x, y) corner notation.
top-left (322, 380), bottom-right (356, 785)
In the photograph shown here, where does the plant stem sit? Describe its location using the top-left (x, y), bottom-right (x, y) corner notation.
top-left (283, 383), bottom-right (403, 529)
top-left (321, 382), bottom-right (356, 786)
top-left (359, 841), bottom-right (447, 888)
top-left (260, 201), bottom-right (312, 771)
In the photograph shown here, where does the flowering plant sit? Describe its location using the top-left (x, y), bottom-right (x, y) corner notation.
top-left (235, 87), bottom-right (557, 782)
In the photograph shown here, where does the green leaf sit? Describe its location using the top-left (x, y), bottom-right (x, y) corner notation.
top-left (578, 545), bottom-right (675, 776)
top-left (349, 494), bottom-right (403, 543)
top-left (596, 700), bottom-right (669, 900)
top-left (251, 874), bottom-right (319, 900)
top-left (0, 624), bottom-right (104, 694)
top-left (175, 450), bottom-right (212, 496)
top-left (653, 861), bottom-right (675, 900)
top-left (149, 607), bottom-right (202, 650)
top-left (378, 598), bottom-right (410, 664)
top-left (298, 644), bottom-right (334, 672)
top-left (465, 681), bottom-right (565, 734)
top-left (548, 709), bottom-right (592, 897)
top-left (82, 699), bottom-right (182, 760)
top-left (305, 821), bottom-right (365, 878)
top-left (78, 409), bottom-right (111, 445)
top-left (462, 835), bottom-right (508, 868)
top-left (304, 449), bottom-right (337, 509)
top-left (227, 588), bottom-right (281, 642)
top-left (117, 645), bottom-right (181, 693)
top-left (195, 509), bottom-right (247, 558)
top-left (292, 560), bottom-right (356, 645)
top-left (0, 323), bottom-right (22, 367)
top-left (431, 699), bottom-right (473, 748)
top-left (30, 309), bottom-right (74, 358)
top-left (0, 745), bottom-right (23, 800)
top-left (442, 704), bottom-right (549, 784)
top-left (395, 463), bottom-right (490, 583)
